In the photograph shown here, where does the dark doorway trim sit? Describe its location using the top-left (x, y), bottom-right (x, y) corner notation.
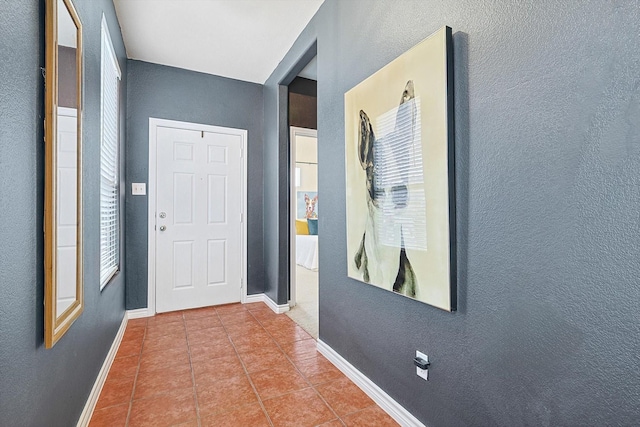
top-left (275, 40), bottom-right (317, 305)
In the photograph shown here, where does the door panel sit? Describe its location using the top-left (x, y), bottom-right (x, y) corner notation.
top-left (207, 239), bottom-right (226, 284)
top-left (207, 175), bottom-right (227, 223)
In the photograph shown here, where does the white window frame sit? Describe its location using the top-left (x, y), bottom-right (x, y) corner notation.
top-left (99, 15), bottom-right (122, 290)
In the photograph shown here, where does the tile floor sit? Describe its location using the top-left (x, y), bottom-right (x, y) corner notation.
top-left (89, 302), bottom-right (399, 427)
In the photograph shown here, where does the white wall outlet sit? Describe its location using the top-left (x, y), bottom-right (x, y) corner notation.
top-left (416, 350), bottom-right (429, 381)
top-left (132, 183), bottom-right (146, 195)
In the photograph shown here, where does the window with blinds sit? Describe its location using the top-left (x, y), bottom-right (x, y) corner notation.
top-left (100, 15), bottom-right (122, 289)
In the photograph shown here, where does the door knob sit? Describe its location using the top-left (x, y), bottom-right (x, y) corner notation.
top-left (159, 225), bottom-right (166, 231)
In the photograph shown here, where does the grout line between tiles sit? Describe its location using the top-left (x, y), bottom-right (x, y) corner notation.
top-left (183, 313), bottom-right (203, 427)
top-left (124, 321), bottom-right (146, 427)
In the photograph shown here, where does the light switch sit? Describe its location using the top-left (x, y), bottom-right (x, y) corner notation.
top-left (132, 183), bottom-right (146, 196)
top-left (415, 350), bottom-right (430, 381)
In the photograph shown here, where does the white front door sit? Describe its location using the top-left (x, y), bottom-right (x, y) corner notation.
top-left (155, 125), bottom-right (243, 313)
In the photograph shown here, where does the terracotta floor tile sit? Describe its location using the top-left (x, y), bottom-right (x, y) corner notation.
top-left (224, 326), bottom-right (266, 343)
top-left (215, 303), bottom-right (247, 315)
top-left (262, 388), bottom-right (335, 427)
top-left (186, 326), bottom-right (229, 345)
top-left (182, 306), bottom-right (217, 320)
top-left (200, 402), bottom-right (270, 427)
top-left (185, 315), bottom-right (222, 331)
top-left (139, 346), bottom-right (190, 373)
top-left (96, 376), bottom-right (135, 409)
top-left (189, 340), bottom-right (236, 361)
top-left (315, 377), bottom-right (374, 417)
top-left (192, 354), bottom-right (245, 386)
top-left (269, 324), bottom-right (312, 344)
top-left (244, 302), bottom-right (269, 312)
top-left (295, 354), bottom-right (344, 385)
top-left (109, 354), bottom-right (140, 378)
top-left (196, 374), bottom-right (258, 417)
top-left (317, 420), bottom-right (345, 427)
top-left (116, 338), bottom-right (143, 358)
top-left (219, 311), bottom-right (259, 326)
top-left (142, 334), bottom-right (188, 353)
top-left (145, 322), bottom-right (186, 339)
top-left (122, 327), bottom-right (145, 343)
top-left (171, 420), bottom-right (199, 427)
top-left (230, 332), bottom-right (277, 353)
top-left (260, 316), bottom-right (296, 331)
top-left (134, 364), bottom-right (193, 400)
top-left (238, 345), bottom-right (290, 373)
top-left (89, 402), bottom-right (129, 427)
top-left (128, 387), bottom-right (196, 427)
top-left (250, 364), bottom-right (309, 400)
top-left (280, 338), bottom-right (318, 362)
top-left (127, 318), bottom-right (148, 329)
top-left (244, 338), bottom-right (282, 355)
top-left (262, 318), bottom-right (297, 332)
top-left (143, 329), bottom-right (186, 344)
top-left (225, 323), bottom-right (269, 338)
top-left (251, 309), bottom-right (280, 323)
top-left (341, 406), bottom-right (399, 426)
top-left (146, 311), bottom-right (184, 326)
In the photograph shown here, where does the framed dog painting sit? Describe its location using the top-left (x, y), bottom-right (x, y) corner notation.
top-left (344, 26), bottom-right (456, 311)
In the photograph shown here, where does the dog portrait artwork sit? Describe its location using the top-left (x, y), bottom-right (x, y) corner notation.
top-left (344, 26), bottom-right (456, 311)
top-left (297, 191), bottom-right (318, 220)
top-left (304, 194), bottom-right (318, 219)
top-left (353, 80), bottom-right (421, 297)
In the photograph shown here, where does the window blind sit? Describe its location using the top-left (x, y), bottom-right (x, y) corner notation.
top-left (100, 16), bottom-right (121, 289)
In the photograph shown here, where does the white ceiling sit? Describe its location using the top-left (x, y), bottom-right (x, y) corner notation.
top-left (113, 0), bottom-right (323, 84)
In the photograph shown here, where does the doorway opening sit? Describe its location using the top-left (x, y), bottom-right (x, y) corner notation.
top-left (286, 58), bottom-right (319, 338)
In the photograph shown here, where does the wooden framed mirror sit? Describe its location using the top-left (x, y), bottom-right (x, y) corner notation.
top-left (44, 0), bottom-right (83, 348)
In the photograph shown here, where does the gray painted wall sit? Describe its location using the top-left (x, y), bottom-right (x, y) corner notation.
top-left (263, 1), bottom-right (640, 425)
top-left (125, 60), bottom-right (264, 309)
top-left (0, 1), bottom-right (127, 425)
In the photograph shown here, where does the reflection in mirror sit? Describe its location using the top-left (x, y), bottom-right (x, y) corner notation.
top-left (56, 0), bottom-right (78, 316)
top-left (45, 0), bottom-right (83, 348)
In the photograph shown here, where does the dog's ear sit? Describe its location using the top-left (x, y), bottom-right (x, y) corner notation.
top-left (399, 80), bottom-right (415, 105)
top-left (358, 110), bottom-right (374, 170)
top-left (305, 194), bottom-right (310, 202)
top-left (395, 80), bottom-right (417, 139)
top-left (313, 195), bottom-right (318, 203)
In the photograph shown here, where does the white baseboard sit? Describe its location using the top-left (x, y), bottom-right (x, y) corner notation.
top-left (242, 293), bottom-right (290, 314)
top-left (127, 308), bottom-right (152, 319)
top-left (317, 340), bottom-right (425, 427)
top-left (262, 294), bottom-right (290, 313)
top-left (243, 293), bottom-right (266, 304)
top-left (76, 314), bottom-right (128, 427)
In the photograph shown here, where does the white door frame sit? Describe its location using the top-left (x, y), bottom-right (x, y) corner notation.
top-left (147, 118), bottom-right (248, 315)
top-left (289, 126), bottom-right (318, 307)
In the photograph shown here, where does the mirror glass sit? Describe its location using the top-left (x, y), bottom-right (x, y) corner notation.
top-left (56, 0), bottom-right (78, 315)
top-left (45, 0), bottom-right (83, 348)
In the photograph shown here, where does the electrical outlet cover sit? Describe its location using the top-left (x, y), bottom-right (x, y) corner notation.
top-left (132, 183), bottom-right (146, 195)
